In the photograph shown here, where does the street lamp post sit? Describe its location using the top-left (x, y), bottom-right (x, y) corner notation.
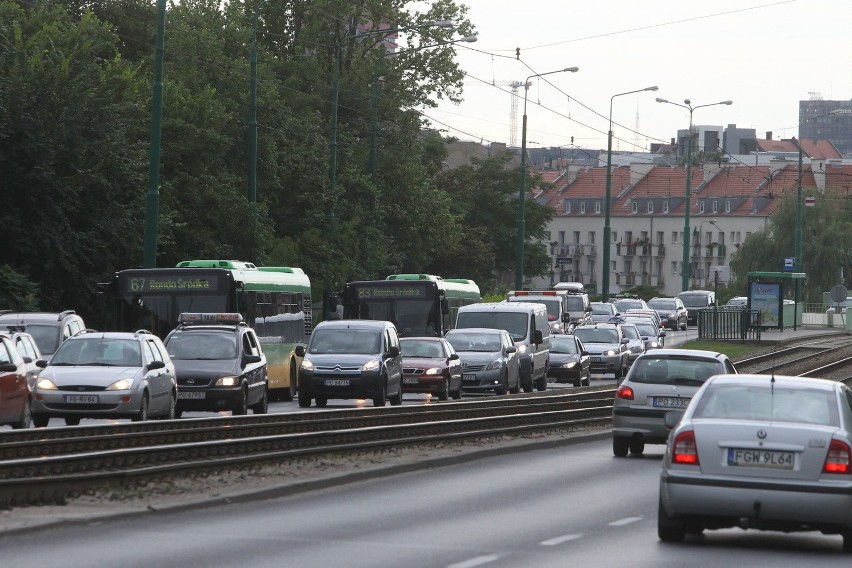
top-left (601, 85), bottom-right (658, 301)
top-left (514, 66), bottom-right (579, 291)
top-left (656, 97), bottom-right (733, 291)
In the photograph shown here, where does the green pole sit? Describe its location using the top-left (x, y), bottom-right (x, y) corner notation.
top-left (794, 141), bottom-right (803, 329)
top-left (602, 126), bottom-right (613, 301)
top-left (515, 110), bottom-right (528, 291)
top-left (143, 0), bottom-right (167, 268)
top-left (248, 4), bottom-right (259, 203)
top-left (682, 130), bottom-right (692, 292)
top-left (368, 55), bottom-right (383, 179)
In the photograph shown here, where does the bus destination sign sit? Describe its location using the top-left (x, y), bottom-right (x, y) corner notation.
top-left (357, 285), bottom-right (427, 299)
top-left (125, 276), bottom-right (219, 293)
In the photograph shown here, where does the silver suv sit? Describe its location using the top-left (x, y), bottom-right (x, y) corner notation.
top-left (571, 323), bottom-right (629, 379)
top-left (0, 310), bottom-right (85, 361)
top-left (611, 349), bottom-right (736, 456)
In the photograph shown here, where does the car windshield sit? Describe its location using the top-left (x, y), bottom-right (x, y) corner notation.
top-left (648, 299), bottom-right (675, 310)
top-left (446, 332), bottom-right (502, 352)
top-left (591, 304), bottom-right (614, 315)
top-left (51, 338), bottom-right (141, 366)
top-left (613, 300), bottom-right (642, 312)
top-left (693, 383), bottom-right (839, 426)
top-left (23, 324), bottom-right (60, 355)
top-left (166, 331), bottom-right (237, 360)
top-left (308, 329), bottom-right (381, 355)
top-left (633, 323), bottom-right (658, 337)
top-left (456, 312), bottom-right (528, 341)
top-left (679, 295), bottom-right (709, 308)
top-left (573, 328), bottom-right (619, 344)
top-left (630, 356), bottom-right (721, 385)
top-left (400, 340), bottom-right (444, 358)
top-left (621, 325), bottom-right (640, 340)
top-left (550, 338), bottom-right (578, 354)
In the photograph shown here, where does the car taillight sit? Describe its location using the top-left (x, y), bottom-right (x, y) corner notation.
top-left (672, 431), bottom-right (699, 465)
top-left (823, 440), bottom-right (851, 474)
top-left (615, 385), bottom-right (634, 400)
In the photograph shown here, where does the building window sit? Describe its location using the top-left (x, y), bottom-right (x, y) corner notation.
top-left (672, 231), bottom-right (679, 244)
top-left (580, 202), bottom-right (586, 214)
top-left (725, 200), bottom-right (731, 213)
top-left (565, 200), bottom-right (571, 214)
top-left (588, 231), bottom-right (596, 244)
top-left (671, 261), bottom-right (678, 274)
top-left (631, 201), bottom-right (638, 214)
top-left (594, 201), bottom-right (601, 214)
top-left (612, 232), bottom-right (618, 242)
top-left (647, 201), bottom-right (654, 214)
top-left (611, 261), bottom-right (617, 272)
top-left (662, 200), bottom-right (669, 214)
top-left (712, 200), bottom-right (718, 213)
top-left (699, 201), bottom-right (705, 213)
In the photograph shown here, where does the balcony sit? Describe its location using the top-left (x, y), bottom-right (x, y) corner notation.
top-left (625, 273), bottom-right (636, 286)
top-left (656, 244), bottom-right (666, 256)
top-left (717, 244), bottom-right (727, 257)
top-left (640, 273), bottom-right (651, 286)
top-left (617, 243), bottom-right (636, 257)
top-left (639, 244), bottom-right (652, 257)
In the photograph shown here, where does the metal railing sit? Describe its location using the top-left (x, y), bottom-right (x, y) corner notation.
top-left (697, 308), bottom-right (761, 340)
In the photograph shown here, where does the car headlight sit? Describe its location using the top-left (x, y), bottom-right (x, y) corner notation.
top-left (516, 344), bottom-right (528, 354)
top-left (424, 367), bottom-right (442, 375)
top-left (106, 378), bottom-right (134, 391)
top-left (604, 349), bottom-right (617, 356)
top-left (485, 359), bottom-right (502, 371)
top-left (36, 378), bottom-right (58, 390)
top-left (561, 361), bottom-right (577, 369)
top-left (300, 359), bottom-right (314, 371)
top-left (648, 341), bottom-right (659, 348)
top-left (361, 359), bottom-right (380, 372)
top-left (215, 376), bottom-right (239, 387)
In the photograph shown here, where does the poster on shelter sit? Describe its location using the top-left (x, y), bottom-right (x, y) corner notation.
top-left (749, 282), bottom-right (781, 328)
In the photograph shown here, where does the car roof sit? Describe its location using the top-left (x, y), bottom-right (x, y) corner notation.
top-left (459, 301), bottom-right (545, 313)
top-left (0, 311), bottom-right (80, 323)
top-left (446, 327), bottom-right (505, 335)
top-left (575, 322), bottom-right (620, 330)
top-left (635, 348), bottom-right (727, 360)
top-left (706, 373), bottom-right (836, 391)
top-left (315, 319), bottom-right (389, 330)
top-left (67, 331), bottom-right (150, 340)
top-left (400, 336), bottom-right (444, 342)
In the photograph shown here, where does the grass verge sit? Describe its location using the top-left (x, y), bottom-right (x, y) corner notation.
top-left (678, 339), bottom-right (765, 360)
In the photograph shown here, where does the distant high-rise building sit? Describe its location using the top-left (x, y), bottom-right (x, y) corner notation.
top-left (799, 99), bottom-right (852, 158)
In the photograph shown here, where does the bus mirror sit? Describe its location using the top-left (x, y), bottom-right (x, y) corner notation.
top-left (295, 345), bottom-right (306, 358)
top-left (440, 297), bottom-right (449, 313)
top-left (532, 330), bottom-right (543, 345)
top-left (387, 345), bottom-right (400, 358)
top-left (562, 313), bottom-right (571, 323)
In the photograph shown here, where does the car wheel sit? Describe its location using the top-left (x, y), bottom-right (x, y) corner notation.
top-left (232, 386), bottom-right (249, 416)
top-left (494, 372), bottom-right (508, 396)
top-left (315, 396), bottom-right (328, 408)
top-left (64, 417), bottom-right (81, 426)
top-left (12, 399), bottom-right (31, 429)
top-left (657, 497), bottom-right (686, 542)
top-left (535, 374), bottom-right (547, 392)
top-left (582, 370), bottom-right (591, 387)
top-left (373, 381), bottom-right (387, 407)
top-left (679, 320), bottom-right (687, 331)
top-left (521, 372), bottom-right (533, 393)
top-left (175, 409), bottom-right (183, 419)
top-left (298, 391), bottom-right (312, 408)
top-left (629, 438), bottom-right (645, 455)
top-left (613, 436), bottom-right (629, 457)
top-left (281, 359), bottom-right (297, 402)
top-left (252, 388), bottom-right (269, 414)
top-left (452, 386), bottom-right (463, 400)
top-left (131, 394), bottom-right (149, 422)
top-left (573, 376), bottom-right (581, 388)
top-left (438, 378), bottom-right (449, 401)
top-left (32, 414), bottom-right (49, 428)
top-left (162, 392), bottom-right (176, 420)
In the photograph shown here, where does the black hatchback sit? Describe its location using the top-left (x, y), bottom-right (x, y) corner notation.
top-left (164, 313), bottom-right (268, 417)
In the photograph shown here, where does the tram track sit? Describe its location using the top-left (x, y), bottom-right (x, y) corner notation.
top-left (0, 387), bottom-right (615, 508)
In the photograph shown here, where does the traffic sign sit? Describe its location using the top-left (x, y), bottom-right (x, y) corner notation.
top-left (783, 257), bottom-right (795, 271)
top-left (804, 196), bottom-right (816, 207)
top-left (830, 284), bottom-right (848, 304)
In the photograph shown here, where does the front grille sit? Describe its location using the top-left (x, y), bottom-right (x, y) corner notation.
top-left (178, 377), bottom-right (214, 387)
top-left (403, 368), bottom-right (424, 375)
top-left (58, 385), bottom-right (107, 392)
top-left (463, 364), bottom-right (485, 372)
top-left (46, 403), bottom-right (117, 411)
top-left (315, 365), bottom-right (361, 372)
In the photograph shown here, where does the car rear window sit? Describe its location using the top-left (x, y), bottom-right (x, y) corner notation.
top-left (693, 383), bottom-right (839, 426)
top-left (629, 356), bottom-right (721, 385)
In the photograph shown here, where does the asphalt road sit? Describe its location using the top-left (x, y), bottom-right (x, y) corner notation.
top-left (1, 437), bottom-right (848, 567)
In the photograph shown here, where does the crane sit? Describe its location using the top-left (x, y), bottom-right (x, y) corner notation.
top-left (464, 79), bottom-right (530, 146)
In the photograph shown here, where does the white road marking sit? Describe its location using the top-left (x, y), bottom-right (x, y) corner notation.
top-left (540, 533), bottom-right (583, 546)
top-left (609, 516), bottom-right (643, 526)
top-left (447, 554), bottom-right (502, 568)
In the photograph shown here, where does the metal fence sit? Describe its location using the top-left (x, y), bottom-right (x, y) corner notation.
top-left (697, 308), bottom-right (762, 340)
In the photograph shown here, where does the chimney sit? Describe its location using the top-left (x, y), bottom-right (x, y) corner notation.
top-left (765, 131), bottom-right (772, 140)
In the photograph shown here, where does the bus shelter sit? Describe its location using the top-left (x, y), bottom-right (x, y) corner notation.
top-left (746, 271), bottom-right (806, 331)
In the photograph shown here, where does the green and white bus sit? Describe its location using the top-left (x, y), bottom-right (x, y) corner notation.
top-left (103, 260), bottom-right (311, 401)
top-left (340, 274), bottom-right (480, 337)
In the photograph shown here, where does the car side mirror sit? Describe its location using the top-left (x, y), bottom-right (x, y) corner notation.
top-left (659, 331), bottom-right (667, 337)
top-left (586, 306), bottom-right (592, 313)
top-left (148, 360), bottom-right (166, 370)
top-left (243, 354), bottom-right (262, 366)
top-left (36, 359), bottom-right (48, 369)
top-left (0, 363), bottom-right (17, 373)
top-left (581, 350), bottom-right (589, 356)
top-left (22, 356), bottom-right (33, 364)
top-left (505, 345), bottom-right (517, 354)
top-left (621, 338), bottom-right (629, 344)
top-left (295, 345), bottom-right (306, 357)
top-left (532, 330), bottom-right (543, 345)
top-left (387, 345), bottom-right (400, 358)
top-left (664, 411), bottom-right (684, 430)
top-left (562, 313), bottom-right (571, 323)
top-left (449, 353), bottom-right (459, 361)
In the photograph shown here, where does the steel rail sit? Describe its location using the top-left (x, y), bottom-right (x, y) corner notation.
top-left (0, 395), bottom-right (614, 508)
top-left (798, 356), bottom-right (852, 379)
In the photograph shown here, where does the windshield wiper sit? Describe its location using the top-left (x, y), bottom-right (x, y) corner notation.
top-left (672, 377), bottom-right (704, 385)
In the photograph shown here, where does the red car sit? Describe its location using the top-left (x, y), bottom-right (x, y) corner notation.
top-left (400, 337), bottom-right (462, 401)
top-left (0, 332), bottom-right (31, 429)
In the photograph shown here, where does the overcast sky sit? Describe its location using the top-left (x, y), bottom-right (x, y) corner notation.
top-left (417, 0), bottom-right (852, 153)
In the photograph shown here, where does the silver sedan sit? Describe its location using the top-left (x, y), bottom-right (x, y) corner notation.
top-left (659, 374), bottom-right (852, 552)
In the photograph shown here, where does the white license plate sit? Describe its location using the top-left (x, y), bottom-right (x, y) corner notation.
top-left (652, 396), bottom-right (690, 408)
top-left (463, 374), bottom-right (477, 382)
top-left (64, 394), bottom-right (99, 404)
top-left (324, 379), bottom-right (350, 386)
top-left (403, 377), bottom-right (419, 384)
top-left (178, 391), bottom-right (206, 400)
top-left (728, 448), bottom-right (794, 469)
